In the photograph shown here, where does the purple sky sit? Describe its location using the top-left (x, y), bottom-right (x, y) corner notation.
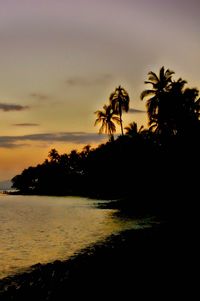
top-left (0, 0), bottom-right (200, 180)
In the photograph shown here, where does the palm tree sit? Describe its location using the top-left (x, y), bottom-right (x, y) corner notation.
top-left (182, 88), bottom-right (200, 124)
top-left (125, 122), bottom-right (144, 137)
top-left (109, 85), bottom-right (130, 135)
top-left (169, 82), bottom-right (200, 135)
top-left (162, 78), bottom-right (187, 135)
top-left (48, 148), bottom-right (60, 163)
top-left (140, 66), bottom-right (174, 132)
top-left (94, 104), bottom-right (120, 141)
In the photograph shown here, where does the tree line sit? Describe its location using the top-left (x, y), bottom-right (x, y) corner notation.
top-left (11, 67), bottom-right (200, 214)
top-left (95, 66), bottom-right (199, 139)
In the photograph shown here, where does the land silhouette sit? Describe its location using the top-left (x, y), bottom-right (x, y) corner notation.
top-left (1, 66), bottom-right (198, 300)
top-left (11, 66), bottom-right (199, 217)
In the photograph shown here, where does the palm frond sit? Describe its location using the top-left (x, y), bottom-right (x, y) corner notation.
top-left (140, 89), bottom-right (156, 100)
top-left (125, 122), bottom-right (138, 135)
top-left (94, 118), bottom-right (101, 126)
top-left (159, 66), bottom-right (165, 81)
top-left (94, 110), bottom-right (106, 118)
top-left (99, 120), bottom-right (106, 134)
top-left (165, 69), bottom-right (175, 80)
top-left (112, 116), bottom-right (121, 124)
top-left (148, 71), bottom-right (159, 83)
top-left (146, 96), bottom-right (158, 118)
top-left (122, 98), bottom-right (130, 112)
top-left (108, 121), bottom-right (116, 133)
top-left (149, 123), bottom-right (157, 132)
top-left (109, 92), bottom-right (116, 101)
top-left (138, 125), bottom-right (144, 133)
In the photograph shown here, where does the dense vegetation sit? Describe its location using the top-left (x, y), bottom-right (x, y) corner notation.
top-left (11, 67), bottom-right (200, 215)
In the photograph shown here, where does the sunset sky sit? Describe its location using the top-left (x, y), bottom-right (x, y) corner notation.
top-left (0, 0), bottom-right (200, 181)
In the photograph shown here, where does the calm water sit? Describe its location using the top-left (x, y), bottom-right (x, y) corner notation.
top-left (0, 194), bottom-right (147, 279)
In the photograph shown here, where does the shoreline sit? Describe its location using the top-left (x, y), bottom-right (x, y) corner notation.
top-left (2, 191), bottom-right (171, 220)
top-left (0, 222), bottom-right (183, 300)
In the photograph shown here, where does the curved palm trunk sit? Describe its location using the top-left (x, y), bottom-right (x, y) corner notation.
top-left (109, 128), bottom-right (114, 141)
top-left (120, 116), bottom-right (123, 135)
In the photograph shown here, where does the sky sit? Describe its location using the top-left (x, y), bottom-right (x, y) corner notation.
top-left (0, 0), bottom-right (200, 181)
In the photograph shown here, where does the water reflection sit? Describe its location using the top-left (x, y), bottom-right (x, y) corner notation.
top-left (0, 195), bottom-right (148, 279)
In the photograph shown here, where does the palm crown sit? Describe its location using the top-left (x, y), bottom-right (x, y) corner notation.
top-left (94, 104), bottom-right (120, 141)
top-left (140, 66), bottom-right (174, 130)
top-left (109, 85), bottom-right (130, 135)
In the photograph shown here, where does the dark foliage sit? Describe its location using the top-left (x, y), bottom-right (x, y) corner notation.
top-left (11, 68), bottom-right (200, 217)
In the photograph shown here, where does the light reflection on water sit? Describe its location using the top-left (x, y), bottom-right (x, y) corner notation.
top-left (0, 194), bottom-right (146, 279)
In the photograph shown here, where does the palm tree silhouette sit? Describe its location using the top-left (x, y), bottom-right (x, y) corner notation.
top-left (48, 148), bottom-right (60, 163)
top-left (109, 85), bottom-right (130, 135)
top-left (125, 122), bottom-right (144, 137)
top-left (163, 78), bottom-right (187, 135)
top-left (94, 104), bottom-right (120, 141)
top-left (182, 88), bottom-right (200, 124)
top-left (140, 66), bottom-right (174, 132)
top-left (168, 80), bottom-right (200, 135)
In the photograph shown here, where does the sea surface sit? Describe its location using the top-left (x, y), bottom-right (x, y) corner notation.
top-left (0, 193), bottom-right (150, 279)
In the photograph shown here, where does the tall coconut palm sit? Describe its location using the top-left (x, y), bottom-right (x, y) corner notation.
top-left (94, 104), bottom-right (120, 141)
top-left (140, 66), bottom-right (174, 131)
top-left (109, 85), bottom-right (130, 135)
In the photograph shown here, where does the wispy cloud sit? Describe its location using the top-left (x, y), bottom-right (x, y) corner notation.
top-left (0, 132), bottom-right (106, 148)
top-left (129, 108), bottom-right (146, 114)
top-left (0, 142), bottom-right (28, 148)
top-left (0, 103), bottom-right (29, 112)
top-left (12, 123), bottom-right (40, 127)
top-left (30, 93), bottom-right (50, 101)
top-left (66, 74), bottom-right (112, 86)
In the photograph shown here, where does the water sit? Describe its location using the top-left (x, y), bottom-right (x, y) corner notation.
top-left (0, 194), bottom-right (147, 279)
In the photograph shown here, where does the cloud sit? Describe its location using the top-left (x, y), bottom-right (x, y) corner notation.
top-left (66, 74), bottom-right (112, 86)
top-left (0, 132), bottom-right (107, 148)
top-left (129, 108), bottom-right (146, 114)
top-left (12, 123), bottom-right (40, 127)
top-left (0, 142), bottom-right (28, 148)
top-left (0, 103), bottom-right (29, 112)
top-left (30, 93), bottom-right (50, 101)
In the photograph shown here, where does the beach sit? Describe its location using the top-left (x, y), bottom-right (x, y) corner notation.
top-left (0, 222), bottom-right (187, 300)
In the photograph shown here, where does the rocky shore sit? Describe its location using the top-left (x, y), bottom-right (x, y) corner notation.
top-left (0, 223), bottom-right (190, 300)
